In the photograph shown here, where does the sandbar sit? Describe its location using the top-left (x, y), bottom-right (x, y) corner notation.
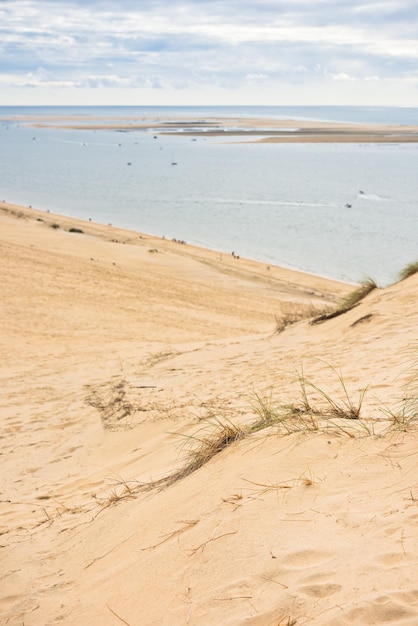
top-left (4, 112), bottom-right (418, 142)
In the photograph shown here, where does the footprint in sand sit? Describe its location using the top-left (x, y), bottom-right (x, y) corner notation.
top-left (296, 570), bottom-right (341, 598)
top-left (373, 551), bottom-right (408, 566)
top-left (298, 582), bottom-right (341, 598)
top-left (280, 550), bottom-right (338, 600)
top-left (282, 549), bottom-right (332, 569)
top-left (344, 591), bottom-right (418, 624)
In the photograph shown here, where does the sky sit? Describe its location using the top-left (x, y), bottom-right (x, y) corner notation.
top-left (1, 0), bottom-right (418, 106)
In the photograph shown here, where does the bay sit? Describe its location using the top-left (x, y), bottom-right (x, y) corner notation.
top-left (1, 105), bottom-right (417, 285)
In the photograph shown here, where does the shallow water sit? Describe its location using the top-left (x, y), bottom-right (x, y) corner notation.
top-left (1, 106), bottom-right (417, 285)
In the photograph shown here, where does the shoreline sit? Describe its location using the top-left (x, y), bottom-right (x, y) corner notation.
top-left (0, 200), bottom-right (354, 293)
top-left (2, 114), bottom-right (416, 288)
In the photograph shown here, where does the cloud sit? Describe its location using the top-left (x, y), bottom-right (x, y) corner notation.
top-left (15, 66), bottom-right (81, 88)
top-left (245, 73), bottom-right (268, 80)
top-left (1, 0), bottom-right (417, 103)
top-left (328, 72), bottom-right (357, 82)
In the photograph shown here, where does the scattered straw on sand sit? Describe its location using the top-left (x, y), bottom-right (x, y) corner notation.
top-left (1, 202), bottom-right (418, 625)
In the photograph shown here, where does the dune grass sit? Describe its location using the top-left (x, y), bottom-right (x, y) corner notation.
top-left (143, 359), bottom-right (418, 489)
top-left (135, 368), bottom-right (370, 496)
top-left (274, 301), bottom-right (332, 334)
top-left (162, 417), bottom-right (249, 487)
top-left (380, 343), bottom-right (418, 430)
top-left (87, 419), bottom-right (249, 513)
top-left (295, 365), bottom-right (368, 420)
top-left (311, 277), bottom-right (378, 324)
top-left (87, 348), bottom-right (417, 514)
top-left (398, 260), bottom-right (418, 282)
top-left (381, 397), bottom-right (418, 431)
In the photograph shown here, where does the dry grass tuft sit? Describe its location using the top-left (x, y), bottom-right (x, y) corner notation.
top-left (311, 277), bottom-right (378, 325)
top-left (397, 260), bottom-right (418, 282)
top-left (88, 418), bottom-right (249, 513)
top-left (249, 389), bottom-right (320, 435)
top-left (381, 397), bottom-right (418, 431)
top-left (90, 478), bottom-right (138, 518)
top-left (156, 418), bottom-right (249, 489)
top-left (274, 301), bottom-right (332, 333)
top-left (341, 277), bottom-right (378, 308)
top-left (295, 366), bottom-right (368, 420)
top-left (247, 367), bottom-right (370, 437)
top-left (381, 344), bottom-right (418, 430)
top-left (83, 363), bottom-right (381, 517)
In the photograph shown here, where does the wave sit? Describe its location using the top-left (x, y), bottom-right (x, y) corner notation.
top-left (183, 197), bottom-right (331, 209)
top-left (56, 139), bottom-right (121, 147)
top-left (357, 191), bottom-right (389, 201)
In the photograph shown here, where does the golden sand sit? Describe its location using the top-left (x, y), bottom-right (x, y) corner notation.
top-left (1, 202), bottom-right (418, 625)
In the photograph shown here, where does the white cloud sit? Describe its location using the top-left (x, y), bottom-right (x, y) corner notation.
top-left (329, 72), bottom-right (357, 81)
top-left (1, 0), bottom-right (417, 104)
top-left (245, 73), bottom-right (268, 80)
top-left (18, 72), bottom-right (81, 88)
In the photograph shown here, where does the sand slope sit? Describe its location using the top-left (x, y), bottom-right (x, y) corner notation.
top-left (1, 204), bottom-right (418, 625)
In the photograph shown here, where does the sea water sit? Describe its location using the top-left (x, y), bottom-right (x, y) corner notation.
top-left (1, 105), bottom-right (417, 285)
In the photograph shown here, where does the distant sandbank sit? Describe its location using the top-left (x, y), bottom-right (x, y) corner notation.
top-left (5, 113), bottom-right (418, 143)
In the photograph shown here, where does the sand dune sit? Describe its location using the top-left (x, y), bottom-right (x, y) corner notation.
top-left (1, 203), bottom-right (418, 625)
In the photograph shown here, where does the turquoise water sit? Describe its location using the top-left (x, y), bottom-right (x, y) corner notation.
top-left (1, 106), bottom-right (417, 284)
